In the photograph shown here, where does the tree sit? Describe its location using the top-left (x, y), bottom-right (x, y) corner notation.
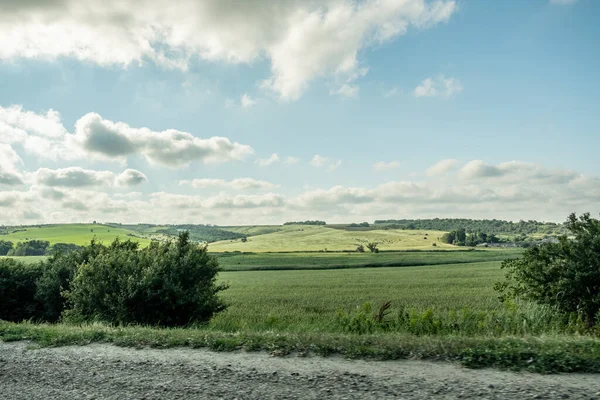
top-left (495, 213), bottom-right (600, 327)
top-left (356, 244), bottom-right (365, 253)
top-left (366, 242), bottom-right (379, 253)
top-left (0, 240), bottom-right (13, 256)
top-left (65, 232), bottom-right (227, 326)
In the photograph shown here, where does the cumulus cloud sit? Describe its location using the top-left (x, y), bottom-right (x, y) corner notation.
top-left (73, 113), bottom-right (254, 167)
top-left (0, 105), bottom-right (254, 167)
top-left (0, 144), bottom-right (24, 185)
top-left (0, 159), bottom-right (598, 224)
top-left (256, 153), bottom-right (280, 167)
top-left (310, 154), bottom-right (342, 171)
top-left (241, 94), bottom-right (257, 108)
top-left (35, 167), bottom-right (147, 188)
top-left (179, 178), bottom-right (278, 190)
top-left (284, 156), bottom-right (300, 165)
top-left (373, 161), bottom-right (401, 171)
top-left (414, 75), bottom-right (463, 98)
top-left (426, 159), bottom-right (459, 176)
top-left (0, 0), bottom-right (457, 100)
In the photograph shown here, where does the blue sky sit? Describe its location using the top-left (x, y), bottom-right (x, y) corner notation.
top-left (0, 0), bottom-right (598, 224)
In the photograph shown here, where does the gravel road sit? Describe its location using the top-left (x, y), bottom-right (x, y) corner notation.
top-left (1, 341), bottom-right (600, 399)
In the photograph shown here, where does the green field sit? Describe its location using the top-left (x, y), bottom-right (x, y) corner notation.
top-left (209, 225), bottom-right (454, 252)
top-left (214, 248), bottom-right (520, 271)
top-left (1, 224), bottom-right (151, 247)
top-left (211, 262), bottom-right (505, 332)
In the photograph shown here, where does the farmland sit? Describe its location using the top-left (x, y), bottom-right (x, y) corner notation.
top-left (209, 224), bottom-right (454, 252)
top-left (0, 224), bottom-right (151, 247)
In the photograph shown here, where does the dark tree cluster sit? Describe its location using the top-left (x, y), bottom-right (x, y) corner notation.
top-left (374, 218), bottom-right (565, 235)
top-left (0, 232), bottom-right (227, 326)
top-left (283, 220), bottom-right (327, 226)
top-left (440, 230), bottom-right (500, 246)
top-left (496, 213), bottom-right (600, 327)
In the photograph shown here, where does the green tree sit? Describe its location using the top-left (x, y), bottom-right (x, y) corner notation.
top-left (495, 213), bottom-right (600, 327)
top-left (0, 240), bottom-right (13, 255)
top-left (65, 232), bottom-right (227, 326)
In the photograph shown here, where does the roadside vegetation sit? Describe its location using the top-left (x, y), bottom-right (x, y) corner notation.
top-left (1, 213), bottom-right (599, 373)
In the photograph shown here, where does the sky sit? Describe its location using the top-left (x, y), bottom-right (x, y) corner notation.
top-left (0, 0), bottom-right (598, 225)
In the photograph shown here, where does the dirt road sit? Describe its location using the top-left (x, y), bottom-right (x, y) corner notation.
top-left (1, 341), bottom-right (599, 399)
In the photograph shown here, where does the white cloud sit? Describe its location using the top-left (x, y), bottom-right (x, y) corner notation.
top-left (332, 83), bottom-right (359, 98)
top-left (373, 161), bottom-right (401, 171)
top-left (383, 87), bottom-right (400, 98)
top-left (0, 159), bottom-right (598, 224)
top-left (0, 144), bottom-right (24, 185)
top-left (414, 75), bottom-right (463, 98)
top-left (0, 0), bottom-right (457, 101)
top-left (35, 167), bottom-right (147, 188)
top-left (0, 105), bottom-right (254, 167)
top-left (426, 159), bottom-right (459, 176)
top-left (256, 153), bottom-right (280, 167)
top-left (180, 178), bottom-right (278, 190)
top-left (310, 154), bottom-right (342, 171)
top-left (284, 156), bottom-right (300, 165)
top-left (241, 94), bottom-right (257, 108)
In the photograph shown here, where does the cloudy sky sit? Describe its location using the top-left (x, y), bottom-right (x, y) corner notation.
top-left (0, 0), bottom-right (598, 225)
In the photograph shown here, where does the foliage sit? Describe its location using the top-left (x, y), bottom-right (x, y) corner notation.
top-left (0, 240), bottom-right (13, 255)
top-left (496, 213), bottom-right (600, 327)
top-left (35, 241), bottom-right (106, 322)
top-left (366, 242), bottom-right (379, 253)
top-left (0, 258), bottom-right (44, 321)
top-left (283, 220), bottom-right (327, 225)
top-left (47, 243), bottom-right (84, 256)
top-left (375, 218), bottom-right (566, 235)
top-left (7, 240), bottom-right (50, 256)
top-left (155, 225), bottom-right (246, 243)
top-left (348, 222), bottom-right (370, 228)
top-left (65, 232), bottom-right (227, 326)
top-left (355, 244), bottom-right (365, 252)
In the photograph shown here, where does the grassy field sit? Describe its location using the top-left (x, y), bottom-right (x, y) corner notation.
top-left (214, 248), bottom-right (521, 271)
top-left (211, 261), bottom-right (506, 332)
top-left (3, 259), bottom-right (599, 372)
top-left (0, 224), bottom-right (151, 246)
top-left (0, 256), bottom-right (46, 264)
top-left (209, 225), bottom-right (454, 252)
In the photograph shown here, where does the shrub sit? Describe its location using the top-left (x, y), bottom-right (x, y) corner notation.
top-left (64, 232), bottom-right (227, 326)
top-left (0, 258), bottom-right (44, 321)
top-left (495, 213), bottom-right (600, 327)
top-left (366, 242), bottom-right (379, 253)
top-left (35, 241), bottom-right (105, 322)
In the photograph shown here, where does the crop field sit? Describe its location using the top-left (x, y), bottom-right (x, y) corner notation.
top-left (0, 224), bottom-right (151, 246)
top-left (214, 248), bottom-right (521, 271)
top-left (209, 225), bottom-right (454, 252)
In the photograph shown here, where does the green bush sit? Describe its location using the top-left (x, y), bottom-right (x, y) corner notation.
top-left (64, 232), bottom-right (227, 326)
top-left (7, 240), bottom-right (50, 256)
top-left (496, 213), bottom-right (600, 327)
top-left (0, 258), bottom-right (44, 321)
top-left (35, 241), bottom-right (106, 322)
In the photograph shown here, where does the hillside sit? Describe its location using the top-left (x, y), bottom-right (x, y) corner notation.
top-left (208, 225), bottom-right (454, 252)
top-left (0, 224), bottom-right (151, 247)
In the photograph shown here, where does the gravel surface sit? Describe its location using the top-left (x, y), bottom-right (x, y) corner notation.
top-left (1, 341), bottom-right (600, 399)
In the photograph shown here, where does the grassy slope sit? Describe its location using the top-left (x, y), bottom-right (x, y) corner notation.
top-left (209, 225), bottom-right (454, 252)
top-left (1, 224), bottom-right (151, 247)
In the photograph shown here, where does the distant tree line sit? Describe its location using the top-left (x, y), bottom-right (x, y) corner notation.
top-left (156, 225), bottom-right (246, 243)
top-left (0, 240), bottom-right (83, 256)
top-left (374, 218), bottom-right (566, 235)
top-left (440, 230), bottom-right (500, 247)
top-left (348, 222), bottom-right (370, 228)
top-left (283, 220), bottom-right (327, 226)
